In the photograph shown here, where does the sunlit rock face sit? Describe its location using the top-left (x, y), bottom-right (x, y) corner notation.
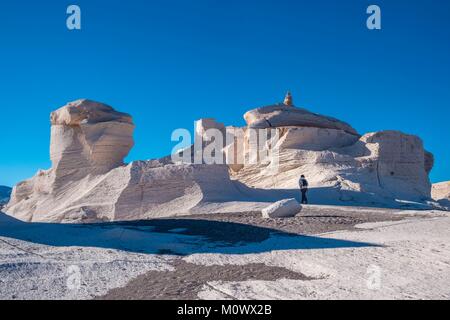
top-left (231, 129), bottom-right (433, 200)
top-left (5, 100), bottom-right (135, 222)
top-left (50, 99), bottom-right (135, 175)
top-left (432, 182), bottom-right (450, 201)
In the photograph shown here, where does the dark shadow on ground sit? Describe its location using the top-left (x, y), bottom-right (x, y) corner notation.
top-left (0, 211), bottom-right (380, 256)
top-left (232, 181), bottom-right (434, 210)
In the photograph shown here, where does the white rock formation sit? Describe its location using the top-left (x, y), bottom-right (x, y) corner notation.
top-left (7, 161), bottom-right (256, 223)
top-left (6, 100), bottom-right (265, 222)
top-left (232, 129), bottom-right (434, 207)
top-left (261, 199), bottom-right (301, 218)
top-left (50, 99), bottom-right (135, 175)
top-left (4, 94), bottom-right (443, 223)
top-left (432, 182), bottom-right (450, 200)
top-left (432, 182), bottom-right (450, 207)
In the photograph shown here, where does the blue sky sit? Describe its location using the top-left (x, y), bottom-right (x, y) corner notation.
top-left (0, 0), bottom-right (449, 186)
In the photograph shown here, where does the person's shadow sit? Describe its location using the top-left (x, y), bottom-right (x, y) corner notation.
top-left (0, 211), bottom-right (380, 256)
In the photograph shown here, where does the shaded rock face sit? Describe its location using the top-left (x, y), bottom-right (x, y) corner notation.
top-left (276, 127), bottom-right (359, 151)
top-left (6, 162), bottom-right (244, 223)
top-left (231, 102), bottom-right (435, 207)
top-left (424, 151), bottom-right (434, 175)
top-left (6, 100), bottom-right (135, 222)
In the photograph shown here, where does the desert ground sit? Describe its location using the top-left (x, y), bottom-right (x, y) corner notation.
top-left (0, 205), bottom-right (448, 300)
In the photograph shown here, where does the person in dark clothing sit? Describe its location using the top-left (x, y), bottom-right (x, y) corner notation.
top-left (299, 175), bottom-right (309, 204)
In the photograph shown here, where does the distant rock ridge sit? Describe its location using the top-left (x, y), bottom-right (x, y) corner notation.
top-left (50, 99), bottom-right (135, 175)
top-left (4, 94), bottom-right (444, 223)
top-left (0, 186), bottom-right (12, 207)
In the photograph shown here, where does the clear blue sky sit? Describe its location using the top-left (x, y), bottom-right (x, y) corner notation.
top-left (0, 0), bottom-right (449, 186)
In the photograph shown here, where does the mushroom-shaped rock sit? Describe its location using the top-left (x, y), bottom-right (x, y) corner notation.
top-left (244, 104), bottom-right (359, 136)
top-left (50, 99), bottom-right (135, 175)
top-left (432, 182), bottom-right (450, 201)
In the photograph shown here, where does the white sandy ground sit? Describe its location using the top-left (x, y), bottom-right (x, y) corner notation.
top-left (0, 209), bottom-right (449, 300)
top-left (0, 213), bottom-right (200, 300)
top-left (189, 216), bottom-right (450, 300)
top-left (0, 241), bottom-right (174, 300)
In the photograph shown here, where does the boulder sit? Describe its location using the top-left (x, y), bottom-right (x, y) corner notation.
top-left (50, 99), bottom-right (135, 176)
top-left (424, 151), bottom-right (434, 174)
top-left (262, 199), bottom-right (302, 218)
top-left (6, 162), bottom-right (249, 222)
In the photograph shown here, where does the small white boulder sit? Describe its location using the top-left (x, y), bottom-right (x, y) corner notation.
top-left (262, 199), bottom-right (302, 218)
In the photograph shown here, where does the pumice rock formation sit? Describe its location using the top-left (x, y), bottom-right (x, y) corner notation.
top-left (6, 100), bottom-right (261, 222)
top-left (432, 181), bottom-right (450, 201)
top-left (4, 94), bottom-right (444, 223)
top-left (50, 99), bottom-right (135, 175)
top-left (231, 95), bottom-right (435, 207)
top-left (262, 199), bottom-right (302, 219)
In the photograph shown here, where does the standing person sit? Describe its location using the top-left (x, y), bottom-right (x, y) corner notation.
top-left (299, 175), bottom-right (309, 204)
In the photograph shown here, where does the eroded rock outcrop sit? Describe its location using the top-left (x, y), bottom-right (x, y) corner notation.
top-left (262, 199), bottom-right (301, 218)
top-left (5, 94), bottom-right (442, 222)
top-left (5, 100), bottom-right (258, 222)
top-left (431, 181), bottom-right (450, 209)
top-left (50, 99), bottom-right (135, 175)
top-left (432, 182), bottom-right (450, 201)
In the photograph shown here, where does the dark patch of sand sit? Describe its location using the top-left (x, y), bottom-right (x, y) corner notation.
top-left (96, 206), bottom-right (408, 300)
top-left (179, 205), bottom-right (406, 235)
top-left (97, 260), bottom-right (309, 300)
